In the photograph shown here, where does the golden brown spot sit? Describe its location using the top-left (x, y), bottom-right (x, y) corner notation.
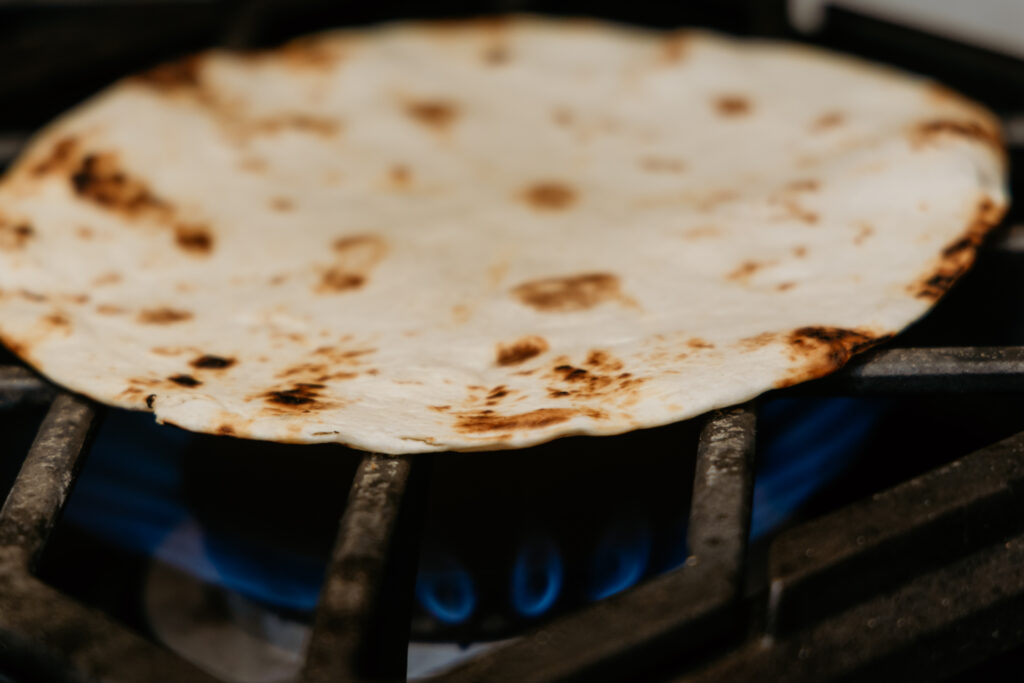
top-left (661, 32), bottom-right (690, 63)
top-left (727, 260), bottom-right (769, 284)
top-left (552, 108), bottom-right (574, 127)
top-left (522, 182), bottom-right (577, 211)
top-left (252, 114), bottom-right (340, 137)
top-left (43, 313), bottom-right (70, 328)
top-left (0, 220), bottom-right (33, 250)
top-left (96, 304), bottom-right (126, 316)
top-left (191, 355), bottom-right (235, 370)
top-left (714, 95), bottom-right (751, 117)
top-left (496, 335), bottom-right (549, 366)
top-left (406, 100), bottom-right (459, 131)
top-left (216, 424), bottom-right (236, 436)
top-left (429, 405), bottom-right (450, 412)
top-left (639, 157), bottom-right (687, 174)
top-left (76, 226), bottom-right (94, 240)
top-left (31, 137), bottom-right (78, 176)
top-left (543, 352), bottom-right (644, 405)
top-left (812, 112), bottom-right (844, 131)
top-left (174, 224), bottom-right (213, 254)
top-left (389, 165), bottom-right (412, 186)
top-left (135, 56), bottom-right (202, 90)
top-left (270, 196), bottom-right (294, 212)
top-left (912, 197), bottom-right (1005, 300)
top-left (778, 327), bottom-right (892, 388)
top-left (854, 224), bottom-right (874, 246)
top-left (240, 157), bottom-right (267, 173)
top-left (454, 407), bottom-right (577, 433)
top-left (775, 196), bottom-right (819, 225)
top-left (318, 234), bottom-right (388, 294)
top-left (786, 179), bottom-right (819, 192)
top-left (913, 119), bottom-right (1003, 152)
top-left (482, 44), bottom-right (510, 64)
top-left (168, 374), bottom-right (201, 387)
top-left (71, 153), bottom-right (167, 216)
top-left (776, 282), bottom-right (796, 292)
top-left (512, 273), bottom-right (623, 313)
top-left (93, 272), bottom-right (121, 286)
top-left (687, 338), bottom-right (714, 350)
top-left (739, 331), bottom-right (777, 350)
top-left (138, 308), bottom-right (193, 324)
top-left (793, 246), bottom-right (808, 258)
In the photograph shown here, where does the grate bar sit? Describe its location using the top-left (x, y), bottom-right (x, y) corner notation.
top-left (677, 530), bottom-right (1024, 683)
top-left (0, 393), bottom-right (222, 682)
top-left (804, 346), bottom-right (1024, 393)
top-left (688, 404), bottom-right (757, 590)
top-left (766, 427), bottom-right (1024, 636)
top-left (301, 453), bottom-right (416, 683)
top-left (433, 405), bottom-right (757, 683)
top-left (0, 393), bottom-right (98, 565)
top-left (0, 365), bottom-right (55, 409)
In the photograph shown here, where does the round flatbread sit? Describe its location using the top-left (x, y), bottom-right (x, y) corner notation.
top-left (0, 17), bottom-right (1007, 453)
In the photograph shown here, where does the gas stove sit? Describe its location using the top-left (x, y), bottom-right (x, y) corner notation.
top-left (1, 1), bottom-right (1024, 682)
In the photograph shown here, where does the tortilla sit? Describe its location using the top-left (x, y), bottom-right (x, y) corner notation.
top-left (0, 16), bottom-right (1007, 454)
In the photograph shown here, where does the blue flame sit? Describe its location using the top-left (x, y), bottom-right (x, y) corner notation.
top-left (588, 519), bottom-right (651, 600)
top-left (511, 535), bottom-right (563, 617)
top-left (750, 397), bottom-right (885, 539)
top-left (415, 552), bottom-right (476, 624)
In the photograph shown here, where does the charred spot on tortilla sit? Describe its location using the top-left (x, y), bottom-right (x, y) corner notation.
top-left (191, 354), bottom-right (236, 370)
top-left (522, 182), bottom-right (577, 210)
top-left (168, 374), bottom-right (201, 387)
top-left (511, 273), bottom-right (623, 312)
top-left (71, 153), bottom-right (167, 215)
top-left (777, 326), bottom-right (892, 387)
top-left (914, 119), bottom-right (1002, 151)
top-left (0, 221), bottom-right (34, 250)
top-left (715, 95), bottom-right (751, 116)
top-left (138, 308), bottom-right (193, 324)
top-left (405, 100), bottom-right (458, 130)
top-left (145, 394), bottom-right (156, 409)
top-left (174, 224), bottom-right (213, 254)
top-left (264, 384), bottom-right (324, 407)
top-left (913, 197), bottom-right (1005, 300)
top-left (31, 137), bottom-right (78, 176)
top-left (455, 407), bottom-right (577, 433)
top-left (135, 55), bottom-right (203, 90)
top-left (661, 32), bottom-right (690, 63)
top-left (496, 335), bottom-right (549, 366)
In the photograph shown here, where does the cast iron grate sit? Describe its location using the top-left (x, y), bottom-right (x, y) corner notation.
top-left (5, 345), bottom-right (1024, 682)
top-left (2, 1), bottom-right (1024, 681)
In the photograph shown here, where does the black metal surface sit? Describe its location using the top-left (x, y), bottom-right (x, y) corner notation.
top-left (767, 428), bottom-right (1024, 636)
top-left (432, 407), bottom-right (756, 683)
top-left (810, 346), bottom-right (1024, 393)
top-left (0, 366), bottom-right (54, 410)
top-left (301, 453), bottom-right (422, 683)
top-left (677, 429), bottom-right (1024, 683)
top-left (0, 393), bottom-right (221, 683)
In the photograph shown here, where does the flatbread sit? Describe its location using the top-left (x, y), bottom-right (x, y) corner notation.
top-left (0, 16), bottom-right (1007, 454)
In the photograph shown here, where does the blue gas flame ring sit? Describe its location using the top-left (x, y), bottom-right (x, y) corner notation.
top-left (511, 535), bottom-right (563, 617)
top-left (588, 519), bottom-right (652, 601)
top-left (415, 552), bottom-right (477, 625)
